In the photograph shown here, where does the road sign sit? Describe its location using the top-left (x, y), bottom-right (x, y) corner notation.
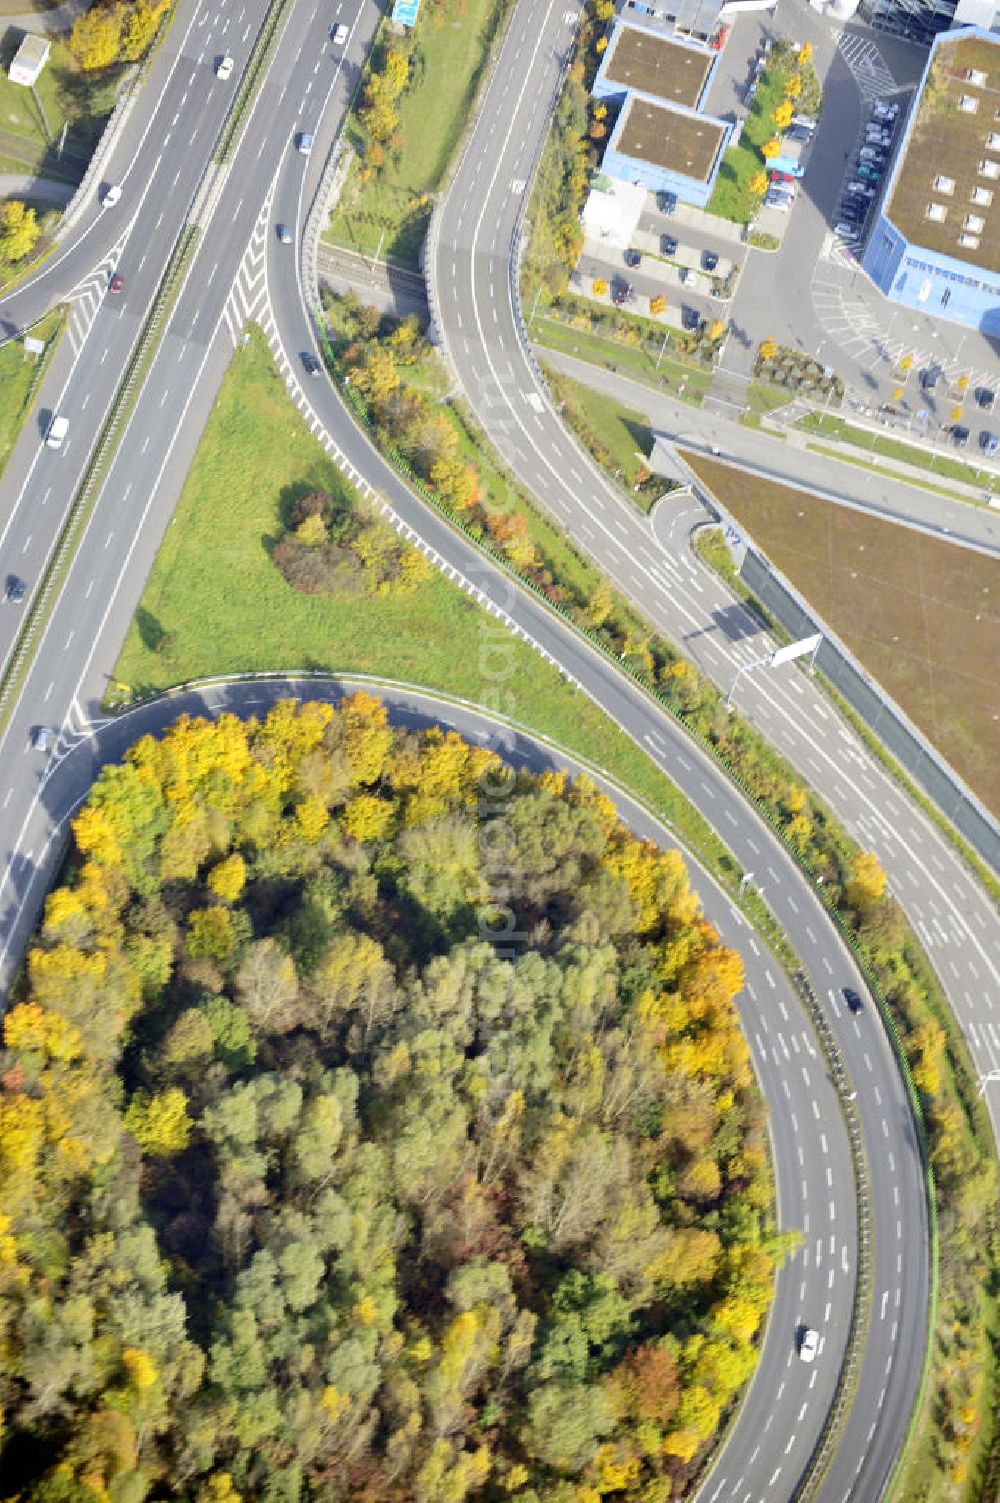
top-left (23, 336), bottom-right (44, 357)
top-left (771, 632), bottom-right (822, 669)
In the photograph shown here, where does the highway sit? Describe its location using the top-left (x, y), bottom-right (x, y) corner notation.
top-left (425, 0), bottom-right (1000, 1494)
top-left (0, 1), bottom-right (961, 1497)
top-left (0, 0), bottom-right (274, 668)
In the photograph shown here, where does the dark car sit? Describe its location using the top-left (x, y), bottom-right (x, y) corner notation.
top-left (108, 272), bottom-right (124, 294)
top-left (660, 233), bottom-right (678, 256)
top-left (681, 306), bottom-right (701, 331)
top-left (612, 280), bottom-right (630, 307)
top-left (920, 366), bottom-right (940, 390)
top-left (656, 190), bottom-right (677, 215)
top-left (701, 249), bottom-right (719, 272)
top-left (980, 430), bottom-right (999, 456)
top-left (843, 987), bottom-right (864, 1015)
top-left (949, 424), bottom-right (970, 447)
top-left (624, 248), bottom-right (641, 268)
top-left (4, 575), bottom-right (25, 605)
top-left (975, 386), bottom-right (996, 410)
top-left (302, 352), bottom-right (322, 377)
top-left (277, 223), bottom-right (293, 244)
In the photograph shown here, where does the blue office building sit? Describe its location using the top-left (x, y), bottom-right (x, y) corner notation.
top-left (591, 19), bottom-right (731, 206)
top-left (861, 26), bottom-right (1000, 334)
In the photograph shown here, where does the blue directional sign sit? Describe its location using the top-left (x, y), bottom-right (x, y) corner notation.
top-left (391, 0), bottom-right (421, 24)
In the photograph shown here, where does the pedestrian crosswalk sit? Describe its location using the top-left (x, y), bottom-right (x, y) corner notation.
top-left (837, 33), bottom-right (898, 103)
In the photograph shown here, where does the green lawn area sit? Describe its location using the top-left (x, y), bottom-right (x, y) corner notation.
top-left (113, 327), bottom-right (734, 874)
top-left (530, 313), bottom-right (712, 405)
top-left (0, 307), bottom-right (63, 477)
top-left (542, 363), bottom-right (660, 510)
top-left (0, 37), bottom-right (120, 169)
top-left (707, 65), bottom-right (790, 224)
top-left (326, 0), bottom-right (510, 269)
top-left (797, 412), bottom-right (997, 491)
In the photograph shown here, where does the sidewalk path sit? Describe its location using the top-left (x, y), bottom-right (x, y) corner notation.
top-left (0, 0), bottom-right (89, 33)
top-left (0, 171), bottom-right (75, 203)
top-left (539, 345), bottom-right (1000, 556)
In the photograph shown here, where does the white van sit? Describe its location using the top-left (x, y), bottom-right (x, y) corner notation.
top-left (44, 415), bottom-right (68, 450)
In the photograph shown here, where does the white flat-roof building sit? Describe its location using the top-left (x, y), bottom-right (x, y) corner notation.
top-left (581, 174), bottom-right (648, 250)
top-left (8, 34), bottom-right (50, 87)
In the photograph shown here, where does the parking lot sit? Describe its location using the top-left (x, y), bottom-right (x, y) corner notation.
top-left (571, 190), bottom-right (746, 334)
top-left (829, 95), bottom-right (902, 255)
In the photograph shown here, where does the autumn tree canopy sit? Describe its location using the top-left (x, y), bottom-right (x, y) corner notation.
top-left (0, 698), bottom-right (775, 1503)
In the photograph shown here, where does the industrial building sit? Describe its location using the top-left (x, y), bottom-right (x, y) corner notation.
top-left (861, 25), bottom-right (1000, 334)
top-left (591, 20), bottom-right (732, 205)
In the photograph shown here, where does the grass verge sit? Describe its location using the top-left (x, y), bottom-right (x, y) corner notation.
top-left (327, 0), bottom-right (512, 269)
top-left (0, 36), bottom-right (120, 167)
top-left (111, 327), bottom-right (732, 879)
top-left (798, 411), bottom-right (997, 495)
top-left (530, 310), bottom-right (712, 403)
top-left (0, 307), bottom-right (64, 478)
top-left (541, 360), bottom-right (662, 510)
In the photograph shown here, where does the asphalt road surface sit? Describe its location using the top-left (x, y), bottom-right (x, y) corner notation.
top-left (425, 0), bottom-right (1000, 1494)
top-left (0, 1), bottom-right (969, 1497)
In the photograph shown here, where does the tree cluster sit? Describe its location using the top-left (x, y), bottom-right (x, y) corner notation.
top-left (357, 39), bottom-right (411, 173)
top-left (0, 201), bottom-right (40, 267)
top-left (69, 0), bottom-right (170, 72)
top-left (273, 487), bottom-right (432, 599)
top-left (0, 697), bottom-right (776, 1503)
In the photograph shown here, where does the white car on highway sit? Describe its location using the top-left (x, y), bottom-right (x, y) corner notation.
top-left (216, 55), bottom-right (234, 80)
top-left (799, 1327), bottom-right (820, 1362)
top-left (331, 22), bottom-right (348, 45)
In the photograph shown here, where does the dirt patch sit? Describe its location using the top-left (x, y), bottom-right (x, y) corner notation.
top-left (684, 453), bottom-right (1000, 817)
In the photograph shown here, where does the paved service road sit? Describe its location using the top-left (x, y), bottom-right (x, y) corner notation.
top-left (425, 0), bottom-right (1000, 1494)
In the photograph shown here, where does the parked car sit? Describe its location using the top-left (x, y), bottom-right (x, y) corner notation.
top-left (216, 54), bottom-right (234, 80)
top-left (612, 279), bottom-right (630, 306)
top-left (920, 366), bottom-right (940, 390)
top-left (786, 123), bottom-right (812, 142)
top-left (701, 249), bottom-right (719, 272)
top-left (975, 386), bottom-right (996, 410)
top-left (681, 306), bottom-right (701, 331)
top-left (858, 166), bottom-right (882, 182)
top-left (764, 193), bottom-right (793, 212)
top-left (949, 424), bottom-right (970, 446)
top-left (4, 575), bottom-right (25, 606)
top-left (624, 248), bottom-right (641, 268)
top-left (843, 987), bottom-right (865, 1015)
top-left (799, 1327), bottom-right (820, 1363)
top-left (656, 190), bottom-right (677, 215)
top-left (833, 222), bottom-right (860, 240)
top-left (846, 182), bottom-right (876, 196)
top-left (770, 170), bottom-right (795, 184)
top-left (660, 233), bottom-right (678, 256)
top-left (979, 430), bottom-right (999, 456)
top-left (678, 268), bottom-right (695, 285)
